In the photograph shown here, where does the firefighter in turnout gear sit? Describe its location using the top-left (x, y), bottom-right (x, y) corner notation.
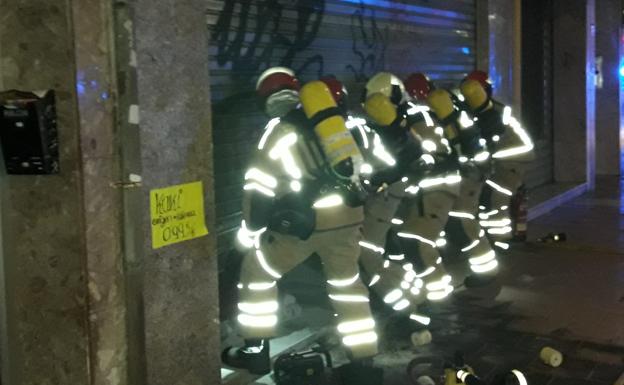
top-left (460, 71), bottom-right (535, 248)
top-left (319, 75), bottom-right (434, 328)
top-left (408, 73), bottom-right (499, 284)
top-left (223, 68), bottom-right (378, 375)
top-left (362, 72), bottom-right (456, 314)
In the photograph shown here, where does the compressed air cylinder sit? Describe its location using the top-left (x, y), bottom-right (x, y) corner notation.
top-left (539, 347), bottom-right (563, 367)
top-left (460, 79), bottom-right (490, 111)
top-left (411, 330), bottom-right (432, 346)
top-left (300, 81), bottom-right (362, 178)
top-left (427, 89), bottom-right (455, 120)
top-left (444, 368), bottom-right (459, 385)
top-left (364, 92), bottom-right (397, 126)
top-left (427, 89), bottom-right (458, 140)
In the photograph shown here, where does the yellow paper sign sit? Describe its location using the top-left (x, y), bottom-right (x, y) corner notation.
top-left (150, 181), bottom-right (209, 249)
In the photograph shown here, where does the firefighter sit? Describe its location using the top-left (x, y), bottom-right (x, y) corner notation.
top-left (405, 72), bottom-right (499, 284)
top-left (223, 68), bottom-right (377, 374)
top-left (362, 72), bottom-right (456, 310)
top-left (319, 75), bottom-right (434, 328)
top-left (460, 70), bottom-right (535, 248)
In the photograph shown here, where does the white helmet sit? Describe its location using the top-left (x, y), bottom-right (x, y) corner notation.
top-left (256, 67), bottom-right (300, 118)
top-left (364, 72), bottom-right (407, 106)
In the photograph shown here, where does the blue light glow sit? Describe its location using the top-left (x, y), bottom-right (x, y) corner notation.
top-left (76, 71), bottom-right (87, 97)
top-left (489, 31), bottom-right (499, 94)
top-left (337, 0), bottom-right (467, 20)
top-left (461, 47), bottom-right (470, 55)
top-left (619, 66), bottom-right (624, 77)
top-left (77, 82), bottom-right (86, 95)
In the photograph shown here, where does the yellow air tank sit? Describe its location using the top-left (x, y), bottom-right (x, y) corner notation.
top-left (300, 81), bottom-right (362, 177)
top-left (364, 93), bottom-right (397, 126)
top-left (444, 368), bottom-right (459, 385)
top-left (460, 79), bottom-right (489, 111)
top-left (427, 89), bottom-right (458, 140)
top-left (427, 89), bottom-right (455, 121)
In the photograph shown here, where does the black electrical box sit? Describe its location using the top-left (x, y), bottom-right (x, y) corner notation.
top-left (0, 90), bottom-right (59, 174)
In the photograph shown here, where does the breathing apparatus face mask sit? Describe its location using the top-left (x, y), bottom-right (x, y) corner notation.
top-left (265, 89), bottom-right (300, 118)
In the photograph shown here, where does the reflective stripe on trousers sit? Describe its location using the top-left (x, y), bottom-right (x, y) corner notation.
top-left (399, 189), bottom-right (457, 300)
top-left (237, 225), bottom-right (378, 358)
top-left (360, 186), bottom-right (428, 319)
top-left (452, 168), bottom-right (498, 276)
top-left (481, 160), bottom-right (527, 241)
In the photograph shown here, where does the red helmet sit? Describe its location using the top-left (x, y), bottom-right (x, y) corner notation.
top-left (465, 70), bottom-right (490, 86)
top-left (404, 73), bottom-right (434, 101)
top-left (464, 70), bottom-right (492, 97)
top-left (320, 76), bottom-right (348, 110)
top-left (256, 67), bottom-right (300, 99)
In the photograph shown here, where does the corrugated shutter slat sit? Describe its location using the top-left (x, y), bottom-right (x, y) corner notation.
top-left (209, 0), bottom-right (476, 262)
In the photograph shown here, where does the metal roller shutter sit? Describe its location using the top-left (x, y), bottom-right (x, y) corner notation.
top-left (539, 0), bottom-right (554, 185)
top-left (522, 0), bottom-right (554, 188)
top-left (207, 0), bottom-right (477, 276)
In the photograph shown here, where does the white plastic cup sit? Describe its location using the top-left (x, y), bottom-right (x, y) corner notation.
top-left (416, 375), bottom-right (436, 385)
top-left (540, 346), bottom-right (563, 367)
top-left (411, 330), bottom-right (432, 346)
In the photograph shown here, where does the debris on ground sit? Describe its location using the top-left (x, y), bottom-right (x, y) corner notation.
top-left (539, 346), bottom-right (563, 367)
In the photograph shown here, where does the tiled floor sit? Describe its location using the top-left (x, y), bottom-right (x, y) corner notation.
top-left (240, 177), bottom-right (624, 385)
top-left (509, 176), bottom-right (624, 345)
top-left (375, 176), bottom-right (624, 385)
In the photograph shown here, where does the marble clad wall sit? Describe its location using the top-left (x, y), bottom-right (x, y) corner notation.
top-left (70, 0), bottom-right (132, 383)
top-left (0, 0), bottom-right (137, 384)
top-left (132, 0), bottom-right (221, 384)
top-left (0, 1), bottom-right (92, 384)
top-left (0, 0), bottom-right (224, 384)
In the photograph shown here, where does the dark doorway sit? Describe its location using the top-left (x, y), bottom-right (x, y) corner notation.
top-left (522, 0), bottom-right (555, 188)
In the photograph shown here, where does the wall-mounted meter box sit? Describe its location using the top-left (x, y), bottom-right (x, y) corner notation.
top-left (0, 90), bottom-right (59, 175)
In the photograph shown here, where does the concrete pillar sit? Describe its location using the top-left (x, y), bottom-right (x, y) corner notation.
top-left (553, 0), bottom-right (596, 186)
top-left (0, 1), bottom-right (220, 384)
top-left (595, 0), bottom-right (621, 175)
top-left (132, 0), bottom-right (221, 384)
